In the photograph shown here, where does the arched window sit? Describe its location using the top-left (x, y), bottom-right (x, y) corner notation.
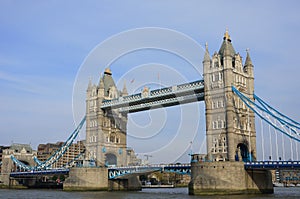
top-left (105, 153), bottom-right (117, 166)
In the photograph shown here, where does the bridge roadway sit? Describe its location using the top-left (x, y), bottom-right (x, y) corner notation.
top-left (9, 161), bottom-right (300, 179)
top-left (101, 80), bottom-right (204, 113)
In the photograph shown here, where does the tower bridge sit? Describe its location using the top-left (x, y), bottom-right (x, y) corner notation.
top-left (2, 31), bottom-right (300, 194)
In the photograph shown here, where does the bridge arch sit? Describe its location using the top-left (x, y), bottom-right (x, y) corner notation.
top-left (236, 143), bottom-right (249, 162)
top-left (105, 153), bottom-right (117, 166)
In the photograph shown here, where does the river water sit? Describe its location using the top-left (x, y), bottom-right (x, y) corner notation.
top-left (1, 187), bottom-right (300, 199)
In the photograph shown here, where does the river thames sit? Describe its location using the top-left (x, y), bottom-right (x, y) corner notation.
top-left (1, 187), bottom-right (300, 199)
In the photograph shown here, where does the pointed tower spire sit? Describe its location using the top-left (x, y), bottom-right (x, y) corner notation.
top-left (219, 29), bottom-right (235, 58)
top-left (245, 48), bottom-right (253, 66)
top-left (244, 49), bottom-right (254, 77)
top-left (223, 28), bottom-right (231, 42)
top-left (203, 42), bottom-right (211, 62)
top-left (99, 76), bottom-right (104, 89)
top-left (87, 77), bottom-right (92, 90)
top-left (122, 80), bottom-right (128, 96)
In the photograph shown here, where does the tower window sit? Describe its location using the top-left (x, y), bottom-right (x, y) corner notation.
top-left (212, 101), bottom-right (216, 109)
top-left (218, 101), bottom-right (221, 108)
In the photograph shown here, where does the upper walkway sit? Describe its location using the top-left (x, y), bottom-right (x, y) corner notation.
top-left (101, 80), bottom-right (204, 113)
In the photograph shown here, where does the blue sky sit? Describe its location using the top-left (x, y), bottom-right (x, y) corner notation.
top-left (1, 1), bottom-right (300, 163)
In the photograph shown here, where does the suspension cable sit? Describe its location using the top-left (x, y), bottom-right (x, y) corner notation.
top-left (275, 128), bottom-right (279, 160)
top-left (269, 125), bottom-right (272, 160)
top-left (295, 139), bottom-right (299, 161)
top-left (282, 132), bottom-right (285, 160)
top-left (232, 86), bottom-right (300, 142)
top-left (261, 119), bottom-right (265, 161)
top-left (290, 128), bottom-right (293, 160)
top-left (248, 107), bottom-right (252, 161)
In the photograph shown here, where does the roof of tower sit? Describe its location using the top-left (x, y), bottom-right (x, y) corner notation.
top-left (103, 69), bottom-right (116, 96)
top-left (104, 67), bottom-right (112, 75)
top-left (218, 30), bottom-right (236, 58)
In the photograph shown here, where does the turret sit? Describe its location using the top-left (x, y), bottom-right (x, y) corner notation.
top-left (87, 77), bottom-right (93, 98)
top-left (244, 49), bottom-right (254, 95)
top-left (244, 49), bottom-right (254, 77)
top-left (98, 76), bottom-right (105, 97)
top-left (203, 42), bottom-right (211, 92)
top-left (122, 80), bottom-right (128, 96)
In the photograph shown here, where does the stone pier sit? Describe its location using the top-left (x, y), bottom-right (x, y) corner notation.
top-left (64, 167), bottom-right (108, 191)
top-left (108, 176), bottom-right (141, 191)
top-left (189, 161), bottom-right (273, 195)
top-left (63, 167), bottom-right (141, 191)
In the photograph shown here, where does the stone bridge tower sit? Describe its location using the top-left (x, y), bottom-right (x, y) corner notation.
top-left (203, 31), bottom-right (256, 162)
top-left (0, 144), bottom-right (36, 185)
top-left (85, 68), bottom-right (137, 167)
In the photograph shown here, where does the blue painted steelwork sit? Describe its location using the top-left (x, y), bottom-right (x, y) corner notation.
top-left (10, 116), bottom-right (86, 171)
top-left (10, 164), bottom-right (191, 179)
top-left (10, 168), bottom-right (69, 177)
top-left (10, 155), bottom-right (32, 171)
top-left (33, 156), bottom-right (43, 166)
top-left (108, 164), bottom-right (191, 179)
top-left (232, 86), bottom-right (300, 142)
top-left (245, 161), bottom-right (300, 170)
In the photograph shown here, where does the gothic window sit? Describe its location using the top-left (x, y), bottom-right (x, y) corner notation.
top-left (212, 101), bottom-right (216, 109)
top-left (213, 121), bottom-right (217, 129)
top-left (116, 137), bottom-right (120, 143)
top-left (217, 101), bottom-right (221, 108)
top-left (215, 73), bottom-right (219, 81)
top-left (110, 134), bottom-right (115, 143)
top-left (218, 120), bottom-right (222, 128)
top-left (214, 60), bottom-right (219, 68)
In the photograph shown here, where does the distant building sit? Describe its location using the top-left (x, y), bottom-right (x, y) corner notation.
top-left (37, 140), bottom-right (85, 168)
top-left (0, 145), bottom-right (10, 173)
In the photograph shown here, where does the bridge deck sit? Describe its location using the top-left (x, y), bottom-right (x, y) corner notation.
top-left (10, 161), bottom-right (300, 179)
top-left (245, 161), bottom-right (300, 169)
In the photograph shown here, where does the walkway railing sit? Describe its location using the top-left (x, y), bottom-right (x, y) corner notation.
top-left (245, 161), bottom-right (300, 169)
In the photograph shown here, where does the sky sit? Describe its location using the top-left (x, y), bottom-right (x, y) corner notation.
top-left (1, 0), bottom-right (300, 163)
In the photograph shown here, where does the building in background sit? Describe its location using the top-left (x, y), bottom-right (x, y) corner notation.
top-left (0, 145), bottom-right (10, 174)
top-left (37, 140), bottom-right (85, 168)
